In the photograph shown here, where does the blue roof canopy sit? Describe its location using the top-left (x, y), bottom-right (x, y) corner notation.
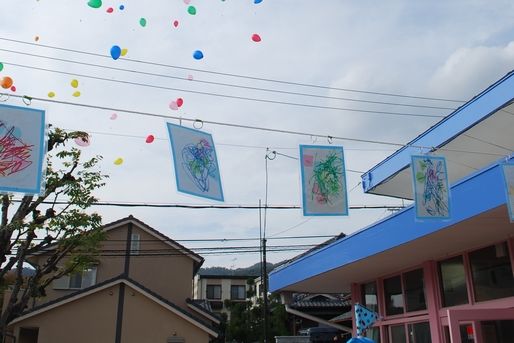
top-left (361, 71), bottom-right (514, 199)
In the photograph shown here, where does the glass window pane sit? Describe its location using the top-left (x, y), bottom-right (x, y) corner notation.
top-left (481, 320), bottom-right (514, 343)
top-left (69, 272), bottom-right (82, 289)
top-left (408, 322), bottom-right (431, 343)
top-left (391, 325), bottom-right (407, 343)
top-left (404, 269), bottom-right (426, 312)
top-left (365, 327), bottom-right (381, 343)
top-left (81, 267), bottom-right (97, 288)
top-left (207, 285), bottom-right (221, 299)
top-left (439, 256), bottom-right (469, 307)
top-left (231, 285), bottom-right (245, 300)
top-left (384, 275), bottom-right (404, 316)
top-left (361, 282), bottom-right (378, 313)
top-left (130, 233), bottom-right (140, 255)
top-left (469, 243), bottom-right (514, 302)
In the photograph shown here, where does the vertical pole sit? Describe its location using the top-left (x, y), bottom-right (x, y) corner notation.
top-left (262, 237), bottom-right (269, 343)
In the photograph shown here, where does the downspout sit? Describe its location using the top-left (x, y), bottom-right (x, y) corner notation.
top-left (284, 305), bottom-right (352, 333)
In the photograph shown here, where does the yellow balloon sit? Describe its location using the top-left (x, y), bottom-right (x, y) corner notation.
top-left (48, 91), bottom-right (56, 98)
top-left (72, 91), bottom-right (81, 97)
top-left (121, 48), bottom-right (128, 56)
top-left (114, 158), bottom-right (124, 165)
top-left (71, 79), bottom-right (79, 88)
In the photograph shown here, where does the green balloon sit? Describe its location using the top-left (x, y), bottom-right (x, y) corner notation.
top-left (0, 63), bottom-right (3, 72)
top-left (187, 6), bottom-right (196, 15)
top-left (139, 18), bottom-right (147, 27)
top-left (87, 0), bottom-right (102, 9)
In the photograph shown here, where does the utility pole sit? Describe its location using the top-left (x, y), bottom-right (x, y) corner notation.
top-left (262, 237), bottom-right (269, 343)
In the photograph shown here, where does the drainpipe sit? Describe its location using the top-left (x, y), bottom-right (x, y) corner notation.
top-left (284, 305), bottom-right (352, 333)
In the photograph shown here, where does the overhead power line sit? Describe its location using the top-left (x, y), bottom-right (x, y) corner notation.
top-left (13, 199), bottom-right (405, 210)
top-left (0, 37), bottom-right (465, 103)
top-left (3, 60), bottom-right (445, 119)
top-left (0, 48), bottom-right (457, 111)
top-left (1, 93), bottom-right (507, 156)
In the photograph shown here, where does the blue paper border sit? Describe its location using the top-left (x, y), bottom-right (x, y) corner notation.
top-left (500, 162), bottom-right (514, 222)
top-left (0, 104), bottom-right (46, 195)
top-left (411, 155), bottom-right (451, 220)
top-left (299, 144), bottom-right (349, 216)
top-left (166, 122), bottom-right (224, 202)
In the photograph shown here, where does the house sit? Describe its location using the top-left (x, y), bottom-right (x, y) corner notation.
top-left (269, 70), bottom-right (514, 343)
top-left (7, 215), bottom-right (219, 343)
top-left (194, 274), bottom-right (254, 319)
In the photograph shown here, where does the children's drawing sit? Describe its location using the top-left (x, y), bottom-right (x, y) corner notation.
top-left (166, 123), bottom-right (224, 201)
top-left (501, 163), bottom-right (514, 222)
top-left (411, 155), bottom-right (450, 219)
top-left (300, 145), bottom-right (348, 216)
top-left (0, 104), bottom-right (46, 195)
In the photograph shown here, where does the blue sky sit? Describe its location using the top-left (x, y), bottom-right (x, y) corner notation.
top-left (1, 0), bottom-right (514, 268)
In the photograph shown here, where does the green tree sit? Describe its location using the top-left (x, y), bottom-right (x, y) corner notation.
top-left (225, 279), bottom-right (290, 342)
top-left (0, 127), bottom-right (107, 337)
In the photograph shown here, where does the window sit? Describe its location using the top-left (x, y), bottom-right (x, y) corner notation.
top-left (130, 233), bottom-right (140, 255)
top-left (231, 285), bottom-right (246, 300)
top-left (365, 327), bottom-right (380, 343)
top-left (408, 322), bottom-right (431, 343)
top-left (403, 268), bottom-right (426, 312)
top-left (390, 325), bottom-right (407, 343)
top-left (384, 275), bottom-right (404, 316)
top-left (53, 267), bottom-right (97, 290)
top-left (438, 255), bottom-right (469, 307)
top-left (206, 285), bottom-right (221, 299)
top-left (361, 282), bottom-right (378, 313)
top-left (469, 242), bottom-right (514, 302)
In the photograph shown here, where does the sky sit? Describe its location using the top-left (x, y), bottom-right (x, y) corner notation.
top-left (1, 0), bottom-right (514, 268)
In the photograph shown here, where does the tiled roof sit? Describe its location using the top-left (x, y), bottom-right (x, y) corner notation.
top-left (290, 294), bottom-right (351, 309)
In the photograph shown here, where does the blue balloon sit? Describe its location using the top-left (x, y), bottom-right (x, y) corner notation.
top-left (254, 0), bottom-right (263, 3)
top-left (110, 45), bottom-right (121, 60)
top-left (193, 50), bottom-right (204, 60)
top-left (119, 4), bottom-right (125, 10)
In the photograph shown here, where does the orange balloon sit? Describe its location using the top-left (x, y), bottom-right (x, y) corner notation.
top-left (1, 77), bottom-right (13, 89)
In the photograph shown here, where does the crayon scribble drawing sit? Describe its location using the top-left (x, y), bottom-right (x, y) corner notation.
top-left (300, 145), bottom-right (348, 216)
top-left (166, 123), bottom-right (224, 201)
top-left (412, 155), bottom-right (450, 219)
top-left (181, 139), bottom-right (217, 192)
top-left (0, 104), bottom-right (46, 195)
top-left (501, 163), bottom-right (514, 222)
top-left (0, 122), bottom-right (33, 176)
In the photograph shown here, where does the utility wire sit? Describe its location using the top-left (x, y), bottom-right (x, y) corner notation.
top-left (3, 60), bottom-right (445, 119)
top-left (0, 37), bottom-right (465, 103)
top-left (0, 48), bottom-right (460, 111)
top-left (12, 199), bottom-right (405, 210)
top-left (2, 94), bottom-right (506, 156)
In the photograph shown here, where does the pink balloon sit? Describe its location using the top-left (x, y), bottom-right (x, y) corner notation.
top-left (173, 20), bottom-right (179, 28)
top-left (110, 113), bottom-right (118, 120)
top-left (187, 74), bottom-right (194, 81)
top-left (183, 0), bottom-right (191, 4)
top-left (74, 136), bottom-right (91, 147)
top-left (145, 135), bottom-right (155, 143)
top-left (169, 101), bottom-right (178, 110)
top-left (176, 98), bottom-right (184, 107)
top-left (10, 86), bottom-right (16, 92)
top-left (251, 34), bottom-right (261, 42)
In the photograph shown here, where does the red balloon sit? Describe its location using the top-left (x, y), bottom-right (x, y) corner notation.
top-left (10, 86), bottom-right (16, 92)
top-left (145, 135), bottom-right (155, 143)
top-left (106, 7), bottom-right (113, 13)
top-left (173, 20), bottom-right (179, 28)
top-left (251, 34), bottom-right (261, 42)
top-left (176, 98), bottom-right (184, 107)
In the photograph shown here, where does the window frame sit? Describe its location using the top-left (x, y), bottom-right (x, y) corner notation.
top-left (130, 233), bottom-right (140, 255)
top-left (53, 267), bottom-right (97, 290)
top-left (206, 284), bottom-right (222, 300)
top-left (230, 285), bottom-right (246, 300)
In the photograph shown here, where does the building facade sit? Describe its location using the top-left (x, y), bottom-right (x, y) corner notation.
top-left (269, 70), bottom-right (514, 343)
top-left (7, 216), bottom-right (219, 343)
